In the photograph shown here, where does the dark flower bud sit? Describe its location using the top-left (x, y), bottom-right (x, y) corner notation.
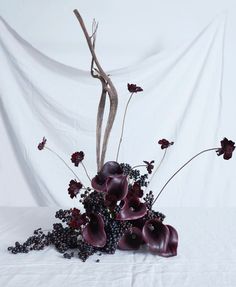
top-left (71, 151), bottom-right (84, 166)
top-left (118, 227), bottom-right (143, 250)
top-left (158, 139), bottom-right (174, 149)
top-left (127, 83), bottom-right (143, 93)
top-left (216, 137), bottom-right (235, 160)
top-left (37, 137), bottom-right (47, 150)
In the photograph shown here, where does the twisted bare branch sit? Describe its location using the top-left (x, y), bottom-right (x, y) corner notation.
top-left (73, 9), bottom-right (118, 170)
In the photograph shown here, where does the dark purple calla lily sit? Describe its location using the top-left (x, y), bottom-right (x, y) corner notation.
top-left (118, 227), bottom-right (143, 250)
top-left (92, 161), bottom-right (123, 191)
top-left (161, 224), bottom-right (178, 257)
top-left (142, 219), bottom-right (178, 257)
top-left (116, 197), bottom-right (147, 221)
top-left (105, 175), bottom-right (128, 201)
top-left (82, 214), bottom-right (107, 247)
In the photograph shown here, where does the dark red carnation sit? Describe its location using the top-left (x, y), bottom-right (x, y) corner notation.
top-left (71, 151), bottom-right (84, 166)
top-left (143, 160), bottom-right (155, 174)
top-left (158, 139), bottom-right (174, 149)
top-left (127, 83), bottom-right (143, 93)
top-left (216, 138), bottom-right (235, 160)
top-left (69, 212), bottom-right (87, 229)
top-left (37, 137), bottom-right (47, 150)
top-left (127, 182), bottom-right (143, 199)
top-left (68, 180), bottom-right (83, 199)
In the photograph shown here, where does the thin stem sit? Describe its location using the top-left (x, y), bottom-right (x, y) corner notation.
top-left (152, 147), bottom-right (219, 206)
top-left (146, 149), bottom-right (167, 191)
top-left (81, 162), bottom-right (92, 182)
top-left (45, 147), bottom-right (83, 184)
top-left (116, 93), bottom-right (134, 161)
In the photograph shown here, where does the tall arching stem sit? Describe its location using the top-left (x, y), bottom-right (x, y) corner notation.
top-left (152, 147), bottom-right (219, 206)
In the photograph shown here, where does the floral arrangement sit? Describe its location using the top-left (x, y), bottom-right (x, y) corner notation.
top-left (8, 10), bottom-right (235, 262)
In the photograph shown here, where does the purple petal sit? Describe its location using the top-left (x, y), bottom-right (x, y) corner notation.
top-left (142, 219), bottom-right (178, 257)
top-left (91, 176), bottom-right (105, 191)
top-left (160, 225), bottom-right (178, 257)
top-left (142, 219), bottom-right (169, 254)
top-left (118, 227), bottom-right (143, 250)
top-left (105, 175), bottom-right (128, 201)
top-left (82, 214), bottom-right (106, 247)
top-left (116, 197), bottom-right (147, 220)
top-left (92, 161), bottom-right (123, 191)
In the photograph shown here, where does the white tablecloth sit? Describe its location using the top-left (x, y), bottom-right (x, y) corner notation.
top-left (1, 207), bottom-right (236, 287)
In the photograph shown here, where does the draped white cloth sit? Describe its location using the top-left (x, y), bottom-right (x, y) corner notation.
top-left (1, 14), bottom-right (233, 207)
top-left (1, 9), bottom-right (236, 287)
top-left (1, 207), bottom-right (236, 287)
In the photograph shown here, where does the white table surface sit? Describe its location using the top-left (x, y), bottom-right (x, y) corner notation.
top-left (1, 207), bottom-right (236, 287)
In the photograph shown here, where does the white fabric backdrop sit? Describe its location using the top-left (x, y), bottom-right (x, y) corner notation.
top-left (0, 1), bottom-right (235, 207)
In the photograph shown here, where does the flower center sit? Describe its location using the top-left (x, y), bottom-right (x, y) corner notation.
top-left (148, 224), bottom-right (155, 231)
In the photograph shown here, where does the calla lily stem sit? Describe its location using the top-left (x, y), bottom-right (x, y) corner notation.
top-left (152, 147), bottom-right (219, 206)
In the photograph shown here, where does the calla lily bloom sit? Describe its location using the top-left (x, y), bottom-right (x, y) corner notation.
top-left (92, 161), bottom-right (123, 191)
top-left (116, 197), bottom-right (147, 220)
top-left (105, 175), bottom-right (128, 201)
top-left (142, 219), bottom-right (178, 257)
top-left (82, 214), bottom-right (106, 247)
top-left (118, 227), bottom-right (143, 250)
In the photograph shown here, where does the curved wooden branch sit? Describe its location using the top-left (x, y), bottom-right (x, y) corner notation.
top-left (90, 26), bottom-right (107, 171)
top-left (96, 81), bottom-right (107, 170)
top-left (100, 87), bottom-right (118, 166)
top-left (73, 9), bottom-right (118, 170)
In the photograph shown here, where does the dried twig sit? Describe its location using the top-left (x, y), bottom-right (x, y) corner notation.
top-left (73, 9), bottom-right (118, 171)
